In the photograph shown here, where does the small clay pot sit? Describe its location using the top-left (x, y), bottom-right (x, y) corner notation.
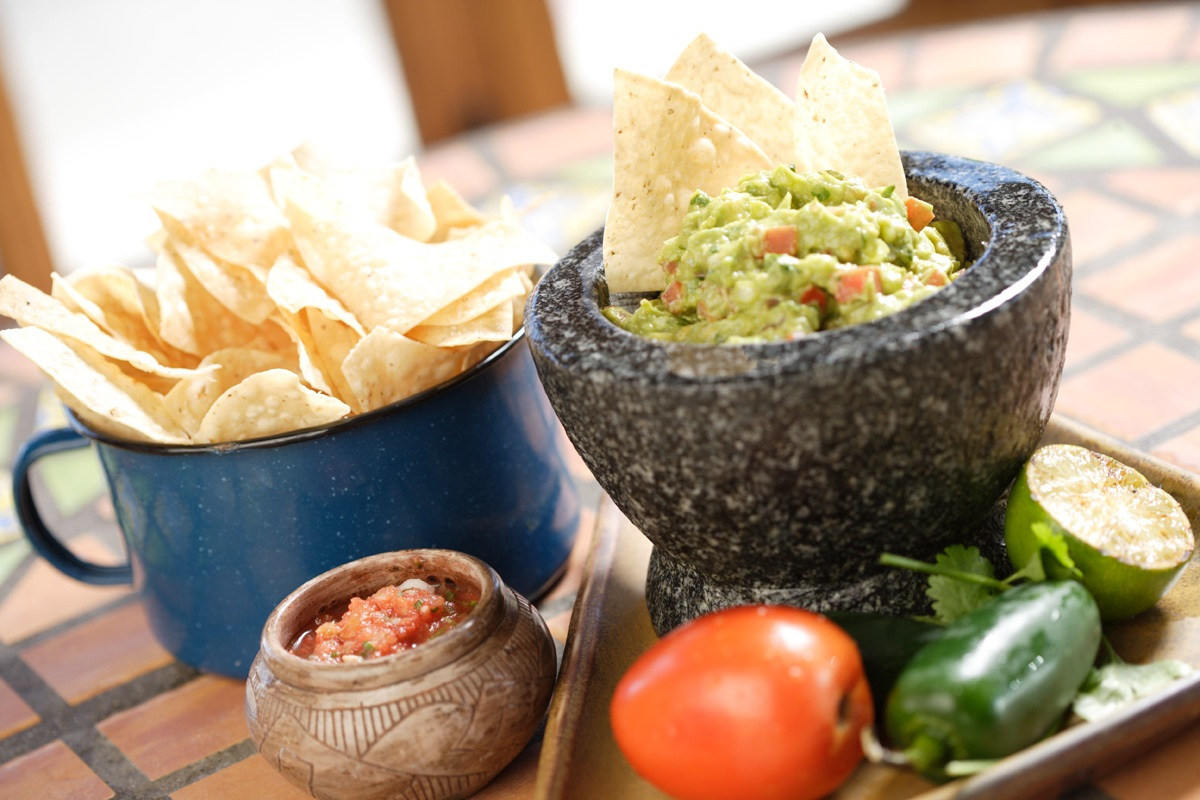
top-left (245, 549), bottom-right (557, 800)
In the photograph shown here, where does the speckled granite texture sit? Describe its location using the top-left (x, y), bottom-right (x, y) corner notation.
top-left (645, 497), bottom-right (1013, 633)
top-left (526, 152), bottom-right (1072, 632)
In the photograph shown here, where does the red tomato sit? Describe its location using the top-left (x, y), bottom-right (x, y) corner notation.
top-left (762, 226), bottom-right (798, 255)
top-left (661, 280), bottom-right (686, 313)
top-left (610, 605), bottom-right (873, 800)
top-left (798, 285), bottom-right (828, 314)
top-left (834, 267), bottom-right (881, 304)
top-left (904, 196), bottom-right (935, 231)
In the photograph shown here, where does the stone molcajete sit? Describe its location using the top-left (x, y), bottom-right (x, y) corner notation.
top-left (245, 549), bottom-right (557, 800)
top-left (526, 151), bottom-right (1073, 634)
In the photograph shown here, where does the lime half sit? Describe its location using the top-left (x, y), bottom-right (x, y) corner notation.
top-left (1005, 443), bottom-right (1195, 621)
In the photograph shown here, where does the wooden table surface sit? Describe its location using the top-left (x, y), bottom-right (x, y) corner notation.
top-left (2, 3), bottom-right (1200, 798)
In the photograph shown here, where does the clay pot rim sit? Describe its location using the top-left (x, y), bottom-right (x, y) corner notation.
top-left (257, 548), bottom-right (503, 691)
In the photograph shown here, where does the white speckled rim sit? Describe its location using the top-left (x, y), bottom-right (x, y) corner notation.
top-left (528, 151), bottom-right (1070, 383)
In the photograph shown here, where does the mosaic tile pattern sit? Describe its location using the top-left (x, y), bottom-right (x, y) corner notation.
top-left (3, 3), bottom-right (1200, 798)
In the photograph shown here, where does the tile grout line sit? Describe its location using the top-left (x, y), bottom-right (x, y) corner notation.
top-left (145, 738), bottom-right (259, 798)
top-left (0, 659), bottom-right (200, 766)
top-left (61, 726), bottom-right (158, 799)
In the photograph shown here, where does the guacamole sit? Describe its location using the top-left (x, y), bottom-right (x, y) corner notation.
top-left (602, 166), bottom-right (965, 344)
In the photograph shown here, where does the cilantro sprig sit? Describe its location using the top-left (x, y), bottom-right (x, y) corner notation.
top-left (879, 522), bottom-right (1083, 624)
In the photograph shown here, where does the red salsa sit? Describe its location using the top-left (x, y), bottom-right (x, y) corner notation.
top-left (289, 577), bottom-right (479, 663)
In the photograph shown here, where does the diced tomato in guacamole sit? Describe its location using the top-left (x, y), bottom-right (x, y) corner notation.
top-left (762, 226), bottom-right (798, 255)
top-left (834, 267), bottom-right (882, 304)
top-left (904, 196), bottom-right (936, 231)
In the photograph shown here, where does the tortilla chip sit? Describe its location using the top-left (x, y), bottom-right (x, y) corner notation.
top-left (603, 69), bottom-right (773, 293)
top-left (148, 169), bottom-right (292, 271)
top-left (407, 299), bottom-right (515, 348)
top-left (195, 369), bottom-right (350, 443)
top-left (292, 339), bottom-right (335, 397)
top-left (417, 267), bottom-right (529, 328)
top-left (341, 329), bottom-right (483, 412)
top-left (793, 34), bottom-right (907, 197)
top-left (164, 347), bottom-right (299, 436)
top-left (426, 179), bottom-right (489, 242)
top-left (51, 267), bottom-right (196, 368)
top-left (288, 145), bottom-right (439, 242)
top-left (266, 253), bottom-right (366, 410)
top-left (306, 311), bottom-right (363, 399)
top-left (264, 157), bottom-right (349, 244)
top-left (166, 236), bottom-right (275, 325)
top-left (666, 33), bottom-right (801, 168)
top-left (322, 157), bottom-right (438, 242)
top-left (285, 196), bottom-right (556, 333)
top-left (265, 253), bottom-right (365, 336)
top-left (0, 275), bottom-right (201, 380)
top-left (155, 242), bottom-right (284, 357)
top-left (1, 326), bottom-right (189, 444)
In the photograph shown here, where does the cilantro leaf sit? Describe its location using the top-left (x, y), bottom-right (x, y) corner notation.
top-left (1005, 522), bottom-right (1083, 585)
top-left (927, 545), bottom-right (999, 624)
top-left (1072, 659), bottom-right (1194, 722)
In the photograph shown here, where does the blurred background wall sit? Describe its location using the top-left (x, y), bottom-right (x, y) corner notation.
top-left (0, 0), bottom-right (413, 278)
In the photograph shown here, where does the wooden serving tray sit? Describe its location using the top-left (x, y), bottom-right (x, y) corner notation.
top-left (534, 414), bottom-right (1200, 800)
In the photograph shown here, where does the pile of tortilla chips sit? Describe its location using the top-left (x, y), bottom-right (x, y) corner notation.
top-left (604, 33), bottom-right (907, 293)
top-left (0, 151), bottom-right (557, 445)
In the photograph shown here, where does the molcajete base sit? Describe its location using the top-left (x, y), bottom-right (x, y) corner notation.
top-left (645, 500), bottom-right (1010, 636)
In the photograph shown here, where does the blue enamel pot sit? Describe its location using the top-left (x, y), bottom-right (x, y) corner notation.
top-left (12, 333), bottom-right (579, 677)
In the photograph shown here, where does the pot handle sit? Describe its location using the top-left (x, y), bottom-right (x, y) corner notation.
top-left (12, 426), bottom-right (132, 585)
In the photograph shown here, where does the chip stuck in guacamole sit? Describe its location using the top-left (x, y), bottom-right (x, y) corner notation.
top-left (601, 33), bottom-right (966, 343)
top-left (603, 166), bottom-right (964, 344)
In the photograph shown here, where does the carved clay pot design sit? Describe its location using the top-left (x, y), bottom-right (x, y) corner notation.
top-left (245, 549), bottom-right (557, 800)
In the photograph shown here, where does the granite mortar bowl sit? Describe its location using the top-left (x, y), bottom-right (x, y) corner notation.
top-left (245, 548), bottom-right (558, 800)
top-left (526, 151), bottom-right (1072, 633)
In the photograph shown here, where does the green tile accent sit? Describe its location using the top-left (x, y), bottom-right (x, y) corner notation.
top-left (38, 447), bottom-right (107, 520)
top-left (0, 539), bottom-right (30, 586)
top-left (1024, 119), bottom-right (1163, 170)
top-left (1063, 64), bottom-right (1200, 107)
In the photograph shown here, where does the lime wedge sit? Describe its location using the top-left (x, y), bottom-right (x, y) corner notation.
top-left (1005, 443), bottom-right (1195, 621)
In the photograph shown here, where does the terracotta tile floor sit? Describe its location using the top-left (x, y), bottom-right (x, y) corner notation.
top-left (3, 3), bottom-right (1200, 799)
top-left (20, 602), bottom-right (173, 705)
top-left (0, 741), bottom-right (114, 800)
top-left (96, 676), bottom-right (254, 781)
top-left (167, 754), bottom-right (308, 800)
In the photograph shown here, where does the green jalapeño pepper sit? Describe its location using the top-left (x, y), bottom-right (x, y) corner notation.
top-left (884, 581), bottom-right (1102, 780)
